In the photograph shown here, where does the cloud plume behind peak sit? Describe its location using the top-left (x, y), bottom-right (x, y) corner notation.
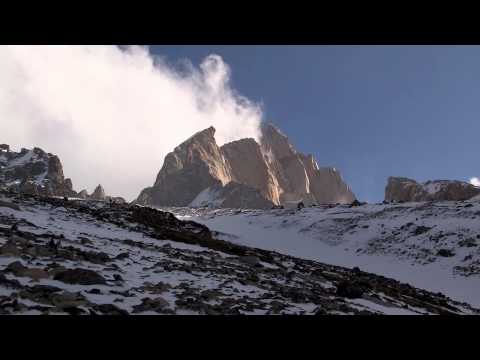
top-left (470, 177), bottom-right (480, 187)
top-left (0, 45), bottom-right (263, 200)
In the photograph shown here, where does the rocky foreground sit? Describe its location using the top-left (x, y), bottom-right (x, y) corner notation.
top-left (0, 191), bottom-right (477, 315)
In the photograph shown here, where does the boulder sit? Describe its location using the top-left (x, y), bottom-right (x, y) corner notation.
top-left (53, 268), bottom-right (107, 285)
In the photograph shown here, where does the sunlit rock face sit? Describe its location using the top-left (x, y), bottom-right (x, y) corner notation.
top-left (136, 123), bottom-right (356, 209)
top-left (385, 177), bottom-right (480, 202)
top-left (137, 127), bottom-right (234, 207)
top-left (258, 123), bottom-right (355, 205)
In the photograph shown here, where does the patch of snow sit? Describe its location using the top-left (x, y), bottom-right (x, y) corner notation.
top-left (189, 187), bottom-right (224, 208)
top-left (423, 182), bottom-right (442, 195)
top-left (6, 150), bottom-right (34, 168)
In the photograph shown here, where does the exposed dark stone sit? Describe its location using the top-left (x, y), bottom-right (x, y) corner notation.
top-left (458, 238), bottom-right (477, 248)
top-left (115, 252), bottom-right (129, 260)
top-left (335, 280), bottom-right (367, 299)
top-left (86, 288), bottom-right (102, 295)
top-left (132, 297), bottom-right (170, 313)
top-left (53, 268), bottom-right (107, 285)
top-left (350, 199), bottom-right (362, 207)
top-left (437, 249), bottom-right (456, 258)
top-left (93, 303), bottom-right (129, 315)
top-left (413, 226), bottom-right (432, 236)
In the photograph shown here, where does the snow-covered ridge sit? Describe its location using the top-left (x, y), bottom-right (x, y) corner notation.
top-left (0, 148), bottom-right (49, 187)
top-left (136, 123), bottom-right (355, 209)
top-left (386, 177), bottom-right (480, 202)
top-left (0, 145), bottom-right (76, 198)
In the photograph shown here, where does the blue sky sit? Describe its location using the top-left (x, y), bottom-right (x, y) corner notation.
top-left (151, 46), bottom-right (480, 202)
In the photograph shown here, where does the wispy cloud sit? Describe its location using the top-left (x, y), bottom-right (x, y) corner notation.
top-left (470, 177), bottom-right (480, 187)
top-left (0, 46), bottom-right (263, 200)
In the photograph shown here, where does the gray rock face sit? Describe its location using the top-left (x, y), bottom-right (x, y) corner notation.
top-left (78, 190), bottom-right (89, 199)
top-left (90, 185), bottom-right (106, 201)
top-left (136, 123), bottom-right (356, 209)
top-left (385, 177), bottom-right (480, 202)
top-left (0, 144), bottom-right (77, 197)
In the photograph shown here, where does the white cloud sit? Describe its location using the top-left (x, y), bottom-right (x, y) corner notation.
top-left (0, 46), bottom-right (263, 200)
top-left (470, 177), bottom-right (480, 187)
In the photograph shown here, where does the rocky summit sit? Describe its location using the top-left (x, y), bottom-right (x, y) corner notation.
top-left (136, 123), bottom-right (355, 209)
top-left (0, 144), bottom-right (76, 197)
top-left (385, 177), bottom-right (480, 203)
top-left (0, 190), bottom-right (477, 315)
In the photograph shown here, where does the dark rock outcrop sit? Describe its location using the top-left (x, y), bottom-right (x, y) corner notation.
top-left (0, 144), bottom-right (77, 197)
top-left (53, 268), bottom-right (107, 285)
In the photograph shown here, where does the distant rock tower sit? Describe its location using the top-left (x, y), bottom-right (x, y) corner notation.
top-left (90, 184), bottom-right (106, 200)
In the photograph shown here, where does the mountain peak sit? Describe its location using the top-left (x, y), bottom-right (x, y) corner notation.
top-left (91, 184), bottom-right (106, 200)
top-left (137, 124), bottom-right (355, 208)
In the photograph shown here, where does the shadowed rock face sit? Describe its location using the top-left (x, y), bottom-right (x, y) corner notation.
top-left (136, 123), bottom-right (356, 209)
top-left (189, 180), bottom-right (275, 210)
top-left (0, 145), bottom-right (77, 197)
top-left (385, 177), bottom-right (480, 202)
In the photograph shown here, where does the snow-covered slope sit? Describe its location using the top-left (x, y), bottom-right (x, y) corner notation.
top-left (0, 191), bottom-right (476, 315)
top-left (164, 201), bottom-right (480, 307)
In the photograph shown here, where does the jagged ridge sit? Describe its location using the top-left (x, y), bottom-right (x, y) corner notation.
top-left (136, 123), bottom-right (355, 209)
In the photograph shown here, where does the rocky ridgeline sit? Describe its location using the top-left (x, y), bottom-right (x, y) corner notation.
top-left (0, 144), bottom-right (76, 197)
top-left (385, 177), bottom-right (480, 203)
top-left (0, 190), bottom-right (477, 315)
top-left (0, 144), bottom-right (125, 204)
top-left (136, 123), bottom-right (355, 209)
top-left (78, 184), bottom-right (126, 204)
